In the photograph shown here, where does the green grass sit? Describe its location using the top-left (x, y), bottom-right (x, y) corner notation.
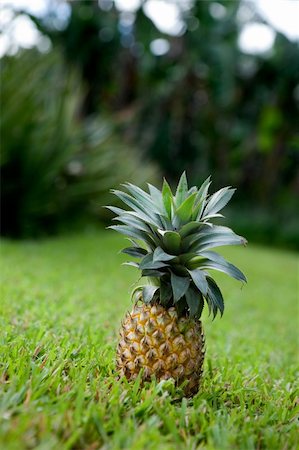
top-left (0, 232), bottom-right (298, 450)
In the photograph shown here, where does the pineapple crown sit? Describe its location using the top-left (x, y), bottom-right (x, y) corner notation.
top-left (107, 172), bottom-right (247, 319)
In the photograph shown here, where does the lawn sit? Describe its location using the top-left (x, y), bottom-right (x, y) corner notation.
top-left (0, 231), bottom-right (298, 450)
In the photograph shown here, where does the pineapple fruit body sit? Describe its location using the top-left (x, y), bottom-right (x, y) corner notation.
top-left (117, 303), bottom-right (205, 396)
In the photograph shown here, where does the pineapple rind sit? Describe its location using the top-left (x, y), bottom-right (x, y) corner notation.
top-left (117, 303), bottom-right (205, 396)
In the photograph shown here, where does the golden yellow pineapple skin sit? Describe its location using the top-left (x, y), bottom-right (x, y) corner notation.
top-left (116, 303), bottom-right (205, 396)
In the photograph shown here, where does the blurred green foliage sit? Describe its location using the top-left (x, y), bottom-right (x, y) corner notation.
top-left (0, 50), bottom-right (157, 238)
top-left (1, 0), bottom-right (299, 246)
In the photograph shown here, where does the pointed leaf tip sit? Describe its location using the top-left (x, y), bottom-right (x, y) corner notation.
top-left (203, 187), bottom-right (236, 218)
top-left (175, 172), bottom-right (189, 206)
top-left (162, 178), bottom-right (173, 218)
top-left (206, 277), bottom-right (224, 317)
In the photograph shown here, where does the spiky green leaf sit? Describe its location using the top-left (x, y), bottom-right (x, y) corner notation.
top-left (126, 238), bottom-right (140, 248)
top-left (139, 253), bottom-right (169, 270)
top-left (188, 269), bottom-right (208, 295)
top-left (122, 261), bottom-right (139, 268)
top-left (153, 247), bottom-right (177, 262)
top-left (188, 186), bottom-right (198, 195)
top-left (105, 205), bottom-right (126, 216)
top-left (113, 214), bottom-right (150, 232)
top-left (107, 205), bottom-right (159, 231)
top-left (170, 272), bottom-right (190, 302)
top-left (203, 213), bottom-right (224, 221)
top-left (111, 190), bottom-right (161, 227)
top-left (175, 171), bottom-right (188, 206)
top-left (206, 277), bottom-right (224, 316)
top-left (162, 178), bottom-right (173, 219)
top-left (131, 286), bottom-right (143, 302)
top-left (121, 247), bottom-right (147, 258)
top-left (198, 250), bottom-right (245, 274)
top-left (171, 263), bottom-right (189, 277)
top-left (198, 258), bottom-right (247, 282)
top-left (148, 183), bottom-right (165, 214)
top-left (159, 280), bottom-right (173, 305)
top-left (108, 225), bottom-right (154, 249)
top-left (185, 288), bottom-right (204, 317)
top-left (203, 187), bottom-right (235, 218)
top-left (123, 183), bottom-right (161, 215)
top-left (192, 176), bottom-right (211, 219)
top-left (187, 225), bottom-right (247, 252)
top-left (179, 221), bottom-right (203, 238)
top-left (143, 285), bottom-right (159, 303)
top-left (123, 183), bottom-right (166, 230)
top-left (178, 252), bottom-right (197, 265)
top-left (186, 256), bottom-right (204, 270)
top-left (197, 250), bottom-right (229, 265)
top-left (173, 192), bottom-right (197, 225)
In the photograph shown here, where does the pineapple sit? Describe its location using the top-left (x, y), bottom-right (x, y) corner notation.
top-left (107, 172), bottom-right (247, 396)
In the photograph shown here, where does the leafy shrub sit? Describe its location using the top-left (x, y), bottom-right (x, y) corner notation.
top-left (0, 50), bottom-right (157, 238)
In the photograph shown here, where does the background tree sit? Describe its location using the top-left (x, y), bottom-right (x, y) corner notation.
top-left (1, 0), bottom-right (298, 246)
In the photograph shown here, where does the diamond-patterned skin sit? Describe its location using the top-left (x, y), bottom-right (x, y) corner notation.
top-left (116, 304), bottom-right (205, 396)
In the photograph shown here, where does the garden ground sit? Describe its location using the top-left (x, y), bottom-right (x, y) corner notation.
top-left (0, 231), bottom-right (298, 450)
